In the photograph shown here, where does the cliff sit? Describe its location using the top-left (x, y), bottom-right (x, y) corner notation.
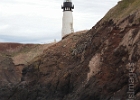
top-left (0, 0), bottom-right (140, 100)
top-left (0, 43), bottom-right (53, 86)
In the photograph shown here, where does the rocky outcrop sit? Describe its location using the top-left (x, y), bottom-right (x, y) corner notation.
top-left (0, 0), bottom-right (140, 100)
top-left (0, 43), bottom-right (54, 100)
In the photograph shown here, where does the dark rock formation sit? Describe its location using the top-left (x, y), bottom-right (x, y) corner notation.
top-left (0, 0), bottom-right (140, 100)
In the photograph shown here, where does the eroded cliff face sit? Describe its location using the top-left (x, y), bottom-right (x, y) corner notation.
top-left (0, 43), bottom-right (53, 100)
top-left (0, 0), bottom-right (140, 100)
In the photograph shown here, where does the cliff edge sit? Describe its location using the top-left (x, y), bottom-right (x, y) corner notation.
top-left (0, 0), bottom-right (140, 100)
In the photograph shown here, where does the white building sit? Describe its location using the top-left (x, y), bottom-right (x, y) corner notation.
top-left (61, 0), bottom-right (74, 38)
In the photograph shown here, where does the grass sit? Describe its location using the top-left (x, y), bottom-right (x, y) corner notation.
top-left (102, 0), bottom-right (140, 22)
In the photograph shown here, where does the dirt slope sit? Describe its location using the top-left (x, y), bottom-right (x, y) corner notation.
top-left (0, 43), bottom-right (53, 86)
top-left (0, 0), bottom-right (140, 100)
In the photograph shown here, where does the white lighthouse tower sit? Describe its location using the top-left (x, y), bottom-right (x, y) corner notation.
top-left (61, 0), bottom-right (74, 38)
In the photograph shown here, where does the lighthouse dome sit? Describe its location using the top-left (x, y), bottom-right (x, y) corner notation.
top-left (64, 0), bottom-right (72, 2)
top-left (62, 0), bottom-right (74, 11)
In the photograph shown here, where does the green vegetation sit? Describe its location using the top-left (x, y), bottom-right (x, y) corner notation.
top-left (102, 0), bottom-right (140, 22)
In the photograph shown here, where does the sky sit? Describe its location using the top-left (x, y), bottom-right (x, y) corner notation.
top-left (0, 0), bottom-right (120, 44)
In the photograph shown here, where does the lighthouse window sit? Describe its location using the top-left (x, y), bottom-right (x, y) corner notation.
top-left (64, 0), bottom-right (71, 2)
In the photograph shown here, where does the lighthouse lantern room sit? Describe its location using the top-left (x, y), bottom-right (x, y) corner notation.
top-left (61, 0), bottom-right (74, 38)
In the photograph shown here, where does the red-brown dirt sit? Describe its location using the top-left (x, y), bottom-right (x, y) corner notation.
top-left (0, 1), bottom-right (140, 100)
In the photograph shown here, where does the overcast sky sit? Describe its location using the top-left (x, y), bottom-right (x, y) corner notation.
top-left (0, 0), bottom-right (119, 44)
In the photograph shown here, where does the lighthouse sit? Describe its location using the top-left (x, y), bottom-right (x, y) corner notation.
top-left (61, 0), bottom-right (74, 38)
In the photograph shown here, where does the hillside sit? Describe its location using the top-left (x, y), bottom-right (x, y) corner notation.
top-left (0, 43), bottom-right (54, 86)
top-left (102, 0), bottom-right (140, 24)
top-left (0, 0), bottom-right (140, 100)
